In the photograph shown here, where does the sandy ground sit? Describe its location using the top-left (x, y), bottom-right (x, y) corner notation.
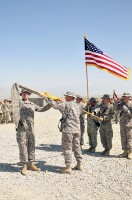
top-left (0, 108), bottom-right (132, 200)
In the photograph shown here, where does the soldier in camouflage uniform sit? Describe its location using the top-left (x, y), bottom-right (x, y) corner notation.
top-left (93, 94), bottom-right (114, 156)
top-left (8, 100), bottom-right (13, 122)
top-left (17, 89), bottom-right (51, 175)
top-left (114, 93), bottom-right (132, 159)
top-left (85, 97), bottom-right (99, 152)
top-left (114, 109), bottom-right (119, 124)
top-left (47, 91), bottom-right (83, 174)
top-left (0, 101), bottom-right (3, 123)
top-left (76, 95), bottom-right (86, 146)
top-left (1, 99), bottom-right (10, 124)
top-left (111, 99), bottom-right (119, 124)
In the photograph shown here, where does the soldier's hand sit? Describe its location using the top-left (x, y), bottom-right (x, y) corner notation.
top-left (99, 117), bottom-right (104, 121)
top-left (87, 112), bottom-right (93, 118)
top-left (39, 93), bottom-right (47, 98)
top-left (113, 96), bottom-right (120, 103)
top-left (87, 114), bottom-right (91, 117)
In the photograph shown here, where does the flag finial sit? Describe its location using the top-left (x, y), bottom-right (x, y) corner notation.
top-left (84, 33), bottom-right (86, 39)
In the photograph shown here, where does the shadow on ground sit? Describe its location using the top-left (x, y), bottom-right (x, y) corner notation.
top-left (82, 149), bottom-right (118, 158)
top-left (0, 161), bottom-right (63, 174)
top-left (36, 144), bottom-right (63, 152)
top-left (0, 163), bottom-right (20, 173)
top-left (36, 161), bottom-right (62, 173)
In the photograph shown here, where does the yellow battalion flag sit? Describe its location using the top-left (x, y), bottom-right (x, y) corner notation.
top-left (43, 92), bottom-right (62, 101)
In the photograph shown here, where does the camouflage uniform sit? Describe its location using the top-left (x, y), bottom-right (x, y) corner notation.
top-left (114, 109), bottom-right (119, 124)
top-left (94, 102), bottom-right (114, 151)
top-left (17, 100), bottom-right (51, 163)
top-left (116, 101), bottom-right (132, 151)
top-left (0, 102), bottom-right (3, 123)
top-left (48, 98), bottom-right (82, 166)
top-left (76, 101), bottom-right (86, 146)
top-left (8, 101), bottom-right (13, 122)
top-left (1, 101), bottom-right (10, 123)
top-left (112, 101), bottom-right (119, 124)
top-left (86, 104), bottom-right (98, 148)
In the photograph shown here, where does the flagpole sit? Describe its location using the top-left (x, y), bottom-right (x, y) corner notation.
top-left (84, 33), bottom-right (89, 101)
top-left (86, 64), bottom-right (89, 100)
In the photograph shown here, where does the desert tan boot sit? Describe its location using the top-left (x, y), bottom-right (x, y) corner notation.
top-left (75, 162), bottom-right (83, 171)
top-left (128, 151), bottom-right (132, 159)
top-left (30, 161), bottom-right (41, 171)
top-left (60, 165), bottom-right (72, 174)
top-left (21, 163), bottom-right (27, 176)
top-left (118, 150), bottom-right (128, 158)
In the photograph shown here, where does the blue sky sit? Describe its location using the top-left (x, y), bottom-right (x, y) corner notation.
top-left (0, 0), bottom-right (132, 97)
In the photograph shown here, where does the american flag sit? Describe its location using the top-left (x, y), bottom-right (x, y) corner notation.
top-left (84, 37), bottom-right (129, 80)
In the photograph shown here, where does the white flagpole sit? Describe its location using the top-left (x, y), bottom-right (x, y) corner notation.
top-left (86, 64), bottom-right (89, 100)
top-left (84, 34), bottom-right (89, 101)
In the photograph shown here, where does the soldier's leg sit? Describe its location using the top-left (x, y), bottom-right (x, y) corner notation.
top-left (73, 133), bottom-right (83, 171)
top-left (127, 127), bottom-right (132, 150)
top-left (118, 124), bottom-right (128, 158)
top-left (91, 126), bottom-right (98, 148)
top-left (0, 114), bottom-right (2, 123)
top-left (100, 125), bottom-right (107, 149)
top-left (80, 123), bottom-right (85, 146)
top-left (100, 124), bottom-right (113, 156)
top-left (3, 112), bottom-right (6, 123)
top-left (10, 112), bottom-right (13, 122)
top-left (1, 113), bottom-right (3, 123)
top-left (5, 112), bottom-right (8, 123)
top-left (73, 133), bottom-right (82, 162)
top-left (27, 131), bottom-right (41, 171)
top-left (28, 131), bottom-right (35, 161)
top-left (126, 127), bottom-right (132, 159)
top-left (16, 130), bottom-right (28, 163)
top-left (105, 125), bottom-right (113, 151)
top-left (120, 124), bottom-right (127, 151)
top-left (8, 112), bottom-right (11, 122)
top-left (60, 132), bottom-right (73, 174)
top-left (62, 132), bottom-right (73, 166)
top-left (87, 125), bottom-right (92, 147)
top-left (6, 112), bottom-right (10, 123)
top-left (87, 124), bottom-right (95, 152)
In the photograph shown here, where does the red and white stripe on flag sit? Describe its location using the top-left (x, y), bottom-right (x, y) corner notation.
top-left (85, 38), bottom-right (130, 80)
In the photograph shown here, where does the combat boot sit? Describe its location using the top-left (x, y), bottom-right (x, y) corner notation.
top-left (21, 163), bottom-right (27, 176)
top-left (91, 147), bottom-right (96, 153)
top-left (101, 149), bottom-right (107, 155)
top-left (118, 150), bottom-right (128, 158)
top-left (127, 150), bottom-right (132, 159)
top-left (60, 165), bottom-right (72, 174)
top-left (75, 162), bottom-right (83, 171)
top-left (80, 140), bottom-right (84, 146)
top-left (29, 161), bottom-right (41, 171)
top-left (87, 146), bottom-right (93, 152)
top-left (104, 150), bottom-right (110, 156)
